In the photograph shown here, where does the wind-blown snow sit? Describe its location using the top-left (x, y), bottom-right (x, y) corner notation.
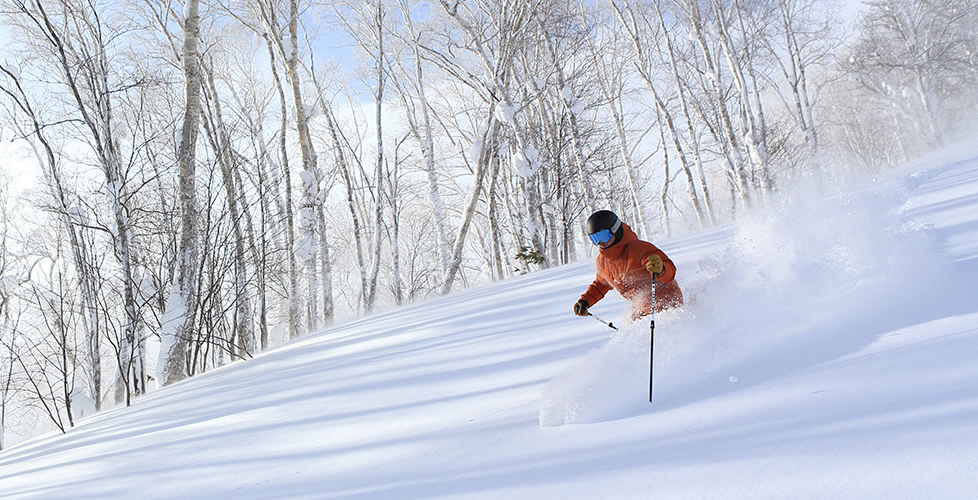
top-left (2, 139), bottom-right (978, 498)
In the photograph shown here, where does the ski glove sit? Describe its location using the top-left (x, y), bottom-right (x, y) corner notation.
top-left (644, 254), bottom-right (664, 276)
top-left (573, 299), bottom-right (590, 316)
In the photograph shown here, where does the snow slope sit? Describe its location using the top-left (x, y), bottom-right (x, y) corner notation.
top-left (2, 140), bottom-right (978, 498)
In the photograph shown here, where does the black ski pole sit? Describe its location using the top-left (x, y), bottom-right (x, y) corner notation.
top-left (649, 317), bottom-right (655, 403)
top-left (649, 280), bottom-right (657, 404)
top-left (588, 313), bottom-right (618, 331)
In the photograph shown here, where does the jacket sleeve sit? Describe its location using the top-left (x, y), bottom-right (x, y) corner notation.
top-left (580, 273), bottom-right (612, 307)
top-left (643, 246), bottom-right (677, 283)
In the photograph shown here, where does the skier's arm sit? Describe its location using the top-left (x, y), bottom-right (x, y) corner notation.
top-left (643, 249), bottom-right (676, 282)
top-left (580, 275), bottom-right (612, 307)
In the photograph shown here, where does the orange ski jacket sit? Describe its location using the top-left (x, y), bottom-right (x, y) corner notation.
top-left (580, 222), bottom-right (683, 318)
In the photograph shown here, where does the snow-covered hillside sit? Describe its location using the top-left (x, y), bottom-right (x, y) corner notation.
top-left (1, 140), bottom-right (977, 498)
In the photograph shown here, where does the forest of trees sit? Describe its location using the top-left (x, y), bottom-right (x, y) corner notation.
top-left (0, 0), bottom-right (976, 447)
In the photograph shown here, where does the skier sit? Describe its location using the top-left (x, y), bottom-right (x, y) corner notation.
top-left (573, 210), bottom-right (683, 322)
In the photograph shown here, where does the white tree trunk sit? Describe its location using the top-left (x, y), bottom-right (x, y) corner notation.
top-left (394, 0), bottom-right (453, 281)
top-left (650, 0), bottom-right (715, 226)
top-left (613, 0), bottom-right (710, 228)
top-left (160, 0), bottom-right (202, 386)
top-left (680, 0), bottom-right (753, 205)
top-left (366, 0), bottom-right (386, 312)
top-left (713, 0), bottom-right (772, 192)
top-left (535, 12), bottom-right (595, 215)
top-left (263, 34), bottom-right (302, 339)
top-left (282, 0), bottom-right (324, 331)
top-left (201, 64), bottom-right (254, 358)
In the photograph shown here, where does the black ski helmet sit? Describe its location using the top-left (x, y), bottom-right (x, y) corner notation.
top-left (586, 210), bottom-right (623, 244)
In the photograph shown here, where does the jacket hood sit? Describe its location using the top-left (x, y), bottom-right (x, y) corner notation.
top-left (598, 221), bottom-right (638, 260)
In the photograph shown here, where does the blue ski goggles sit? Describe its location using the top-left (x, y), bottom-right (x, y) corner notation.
top-left (589, 229), bottom-right (615, 245)
top-left (588, 219), bottom-right (621, 245)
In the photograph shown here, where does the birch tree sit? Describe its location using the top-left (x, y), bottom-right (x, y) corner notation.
top-left (0, 169), bottom-right (20, 449)
top-left (258, 14), bottom-right (302, 339)
top-left (11, 238), bottom-right (79, 434)
top-left (649, 0), bottom-right (716, 225)
top-left (200, 61), bottom-right (256, 358)
top-left (680, 0), bottom-right (753, 205)
top-left (245, 0), bottom-right (333, 331)
top-left (335, 0), bottom-right (389, 312)
top-left (286, 0), bottom-right (324, 330)
top-left (1, 0), bottom-right (153, 401)
top-left (755, 0), bottom-right (840, 169)
top-left (366, 0), bottom-right (386, 312)
top-left (161, 0), bottom-right (203, 385)
top-left (217, 48), bottom-right (287, 350)
top-left (578, 1), bottom-right (652, 234)
top-left (611, 0), bottom-right (712, 228)
top-left (387, 0), bottom-right (453, 283)
top-left (709, 0), bottom-right (773, 192)
top-left (520, 4), bottom-right (609, 262)
top-left (847, 0), bottom-right (977, 152)
top-left (533, 10), bottom-right (595, 215)
top-left (433, 0), bottom-right (544, 292)
top-left (0, 64), bottom-right (106, 408)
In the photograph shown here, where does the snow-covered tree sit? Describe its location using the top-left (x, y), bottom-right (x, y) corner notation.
top-left (161, 0), bottom-right (203, 386)
top-left (847, 0), bottom-right (978, 153)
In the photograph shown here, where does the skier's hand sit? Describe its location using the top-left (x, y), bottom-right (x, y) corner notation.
top-left (644, 254), bottom-right (664, 276)
top-left (573, 299), bottom-right (590, 316)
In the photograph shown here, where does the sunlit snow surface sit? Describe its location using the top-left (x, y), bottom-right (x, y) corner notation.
top-left (2, 140), bottom-right (978, 498)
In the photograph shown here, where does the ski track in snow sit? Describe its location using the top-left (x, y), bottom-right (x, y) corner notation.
top-left (2, 139), bottom-right (978, 498)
